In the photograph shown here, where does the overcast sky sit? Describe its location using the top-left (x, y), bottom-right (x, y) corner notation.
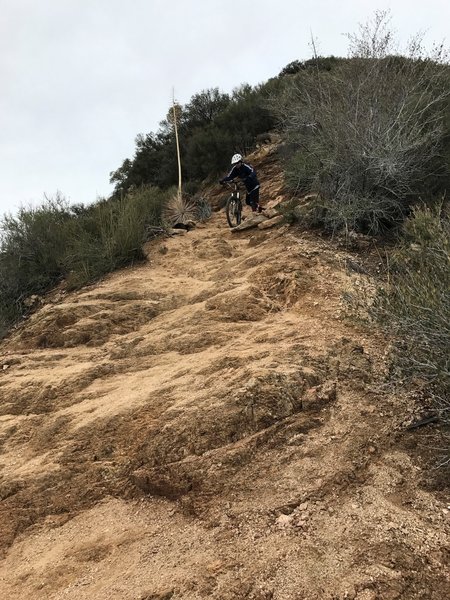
top-left (0, 0), bottom-right (448, 218)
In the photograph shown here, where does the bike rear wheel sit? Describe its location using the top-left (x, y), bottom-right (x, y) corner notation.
top-left (225, 196), bottom-right (242, 228)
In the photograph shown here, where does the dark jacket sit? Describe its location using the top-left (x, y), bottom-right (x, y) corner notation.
top-left (221, 162), bottom-right (260, 193)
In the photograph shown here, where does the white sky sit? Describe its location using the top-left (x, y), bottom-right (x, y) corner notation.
top-left (0, 0), bottom-right (448, 217)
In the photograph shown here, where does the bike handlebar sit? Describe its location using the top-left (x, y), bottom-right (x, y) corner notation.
top-left (221, 181), bottom-right (239, 190)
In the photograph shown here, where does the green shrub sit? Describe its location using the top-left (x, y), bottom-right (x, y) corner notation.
top-left (279, 56), bottom-right (343, 76)
top-left (284, 151), bottom-right (320, 194)
top-left (351, 201), bottom-right (450, 465)
top-left (0, 187), bottom-right (166, 335)
top-left (194, 196), bottom-right (212, 222)
top-left (64, 186), bottom-right (165, 288)
top-left (372, 203), bottom-right (449, 412)
top-left (278, 196), bottom-right (327, 229)
top-left (0, 195), bottom-right (73, 335)
top-left (272, 12), bottom-right (450, 234)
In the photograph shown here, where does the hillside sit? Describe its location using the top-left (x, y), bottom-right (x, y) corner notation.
top-left (0, 145), bottom-right (449, 600)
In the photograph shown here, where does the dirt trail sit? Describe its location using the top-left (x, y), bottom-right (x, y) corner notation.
top-left (0, 160), bottom-right (449, 599)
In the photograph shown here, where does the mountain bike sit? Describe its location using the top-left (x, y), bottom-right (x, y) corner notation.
top-left (223, 182), bottom-right (242, 228)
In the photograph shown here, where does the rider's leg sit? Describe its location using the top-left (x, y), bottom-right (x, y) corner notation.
top-left (246, 188), bottom-right (261, 212)
top-left (245, 193), bottom-right (256, 211)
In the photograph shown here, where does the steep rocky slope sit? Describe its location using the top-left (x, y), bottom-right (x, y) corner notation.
top-left (0, 146), bottom-right (449, 599)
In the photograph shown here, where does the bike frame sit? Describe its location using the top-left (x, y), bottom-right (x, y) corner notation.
top-left (224, 181), bottom-right (240, 199)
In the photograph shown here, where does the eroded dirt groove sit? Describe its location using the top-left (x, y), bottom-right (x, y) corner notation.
top-left (0, 172), bottom-right (449, 598)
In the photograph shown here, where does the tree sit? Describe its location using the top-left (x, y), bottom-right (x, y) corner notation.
top-left (181, 88), bottom-right (230, 131)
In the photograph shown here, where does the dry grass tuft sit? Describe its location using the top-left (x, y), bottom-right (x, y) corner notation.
top-left (163, 193), bottom-right (198, 226)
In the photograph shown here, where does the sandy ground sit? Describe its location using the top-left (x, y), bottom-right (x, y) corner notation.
top-left (0, 155), bottom-right (449, 599)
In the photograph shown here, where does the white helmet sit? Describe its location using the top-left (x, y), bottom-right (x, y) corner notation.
top-left (231, 153), bottom-right (242, 165)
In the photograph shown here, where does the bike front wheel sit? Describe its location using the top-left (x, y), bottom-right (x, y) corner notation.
top-left (225, 196), bottom-right (242, 228)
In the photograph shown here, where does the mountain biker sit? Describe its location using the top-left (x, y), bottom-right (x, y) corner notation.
top-left (219, 154), bottom-right (263, 213)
